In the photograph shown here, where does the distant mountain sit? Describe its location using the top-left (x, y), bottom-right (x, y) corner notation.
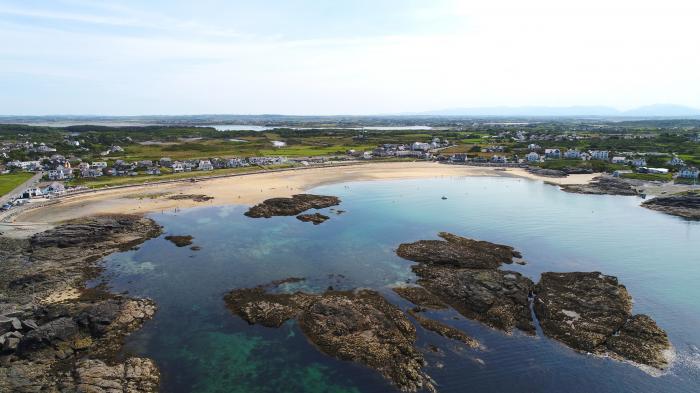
top-left (415, 105), bottom-right (700, 118)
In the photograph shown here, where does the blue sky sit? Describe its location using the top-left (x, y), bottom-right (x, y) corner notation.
top-left (1, 0), bottom-right (699, 115)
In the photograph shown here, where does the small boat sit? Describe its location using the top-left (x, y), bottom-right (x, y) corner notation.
top-left (441, 196), bottom-right (448, 200)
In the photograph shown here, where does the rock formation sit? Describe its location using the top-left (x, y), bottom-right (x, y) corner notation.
top-left (642, 191), bottom-right (700, 220)
top-left (244, 194), bottom-right (340, 218)
top-left (559, 176), bottom-right (638, 196)
top-left (534, 272), bottom-right (671, 369)
top-left (225, 285), bottom-right (435, 392)
top-left (0, 215), bottom-right (162, 392)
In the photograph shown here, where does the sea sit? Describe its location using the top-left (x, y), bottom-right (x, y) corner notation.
top-left (93, 176), bottom-right (700, 392)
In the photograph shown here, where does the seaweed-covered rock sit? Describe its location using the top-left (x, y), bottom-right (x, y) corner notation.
top-left (534, 272), bottom-right (671, 369)
top-left (559, 176), bottom-right (638, 196)
top-left (245, 194), bottom-right (340, 218)
top-left (67, 357), bottom-right (160, 393)
top-left (225, 286), bottom-right (434, 392)
top-left (642, 192), bottom-right (700, 220)
top-left (393, 286), bottom-right (447, 310)
top-left (296, 213), bottom-right (330, 225)
top-left (408, 309), bottom-right (479, 348)
top-left (164, 235), bottom-right (194, 247)
top-left (396, 232), bottom-right (521, 269)
top-left (413, 265), bottom-right (534, 334)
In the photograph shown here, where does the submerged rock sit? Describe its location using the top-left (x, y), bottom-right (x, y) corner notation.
top-left (413, 265), bottom-right (535, 334)
top-left (408, 309), bottom-right (479, 348)
top-left (245, 194), bottom-right (340, 218)
top-left (559, 176), bottom-right (638, 196)
top-left (534, 272), bottom-right (671, 369)
top-left (396, 232), bottom-right (521, 269)
top-left (642, 192), bottom-right (700, 220)
top-left (296, 212), bottom-right (330, 225)
top-left (225, 286), bottom-right (435, 392)
top-left (164, 235), bottom-right (194, 247)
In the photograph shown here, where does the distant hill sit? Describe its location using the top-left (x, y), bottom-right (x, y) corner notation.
top-left (415, 105), bottom-right (700, 118)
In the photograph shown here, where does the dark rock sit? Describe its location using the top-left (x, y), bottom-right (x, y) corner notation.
top-left (408, 309), bottom-right (479, 348)
top-left (190, 245), bottom-right (201, 251)
top-left (164, 235), bottom-right (193, 247)
top-left (528, 168), bottom-right (567, 177)
top-left (534, 272), bottom-right (671, 369)
top-left (76, 299), bottom-right (122, 337)
top-left (245, 194), bottom-right (341, 218)
top-left (0, 316), bottom-right (22, 333)
top-left (168, 194), bottom-right (214, 202)
top-left (3, 336), bottom-right (20, 351)
top-left (393, 286), bottom-right (447, 310)
top-left (413, 265), bottom-right (535, 334)
top-left (69, 357), bottom-right (160, 393)
top-left (22, 320), bottom-right (38, 330)
top-left (642, 192), bottom-right (700, 220)
top-left (296, 213), bottom-right (330, 225)
top-left (225, 286), bottom-right (435, 392)
top-left (606, 314), bottom-right (671, 369)
top-left (396, 232), bottom-right (521, 269)
top-left (559, 176), bottom-right (638, 196)
top-left (22, 317), bottom-right (79, 350)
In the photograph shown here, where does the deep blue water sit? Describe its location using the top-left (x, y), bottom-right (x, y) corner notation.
top-left (96, 176), bottom-right (700, 392)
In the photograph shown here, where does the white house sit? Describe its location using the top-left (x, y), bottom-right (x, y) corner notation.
top-left (611, 156), bottom-right (627, 164)
top-left (91, 161), bottom-right (108, 169)
top-left (527, 143), bottom-right (541, 150)
top-left (172, 162), bottom-right (184, 173)
top-left (668, 156), bottom-right (685, 166)
top-left (411, 142), bottom-right (431, 151)
top-left (631, 158), bottom-right (647, 167)
top-left (544, 149), bottom-right (561, 159)
top-left (590, 150), bottom-right (609, 160)
top-left (526, 152), bottom-right (540, 162)
top-left (198, 160), bottom-right (214, 171)
top-left (678, 166), bottom-right (699, 179)
top-left (47, 166), bottom-right (73, 180)
top-left (145, 167), bottom-right (161, 175)
top-left (563, 149), bottom-right (581, 159)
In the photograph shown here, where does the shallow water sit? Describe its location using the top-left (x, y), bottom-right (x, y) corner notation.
top-left (97, 176), bottom-right (700, 392)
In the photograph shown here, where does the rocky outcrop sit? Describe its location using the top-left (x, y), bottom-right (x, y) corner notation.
top-left (296, 213), bottom-right (330, 225)
top-left (641, 192), bottom-right (700, 220)
top-left (0, 215), bottom-right (162, 392)
top-left (559, 176), bottom-right (638, 196)
top-left (413, 265), bottom-right (534, 334)
top-left (393, 286), bottom-right (447, 310)
top-left (168, 194), bottom-right (214, 202)
top-left (396, 232), bottom-right (521, 269)
top-left (164, 235), bottom-right (194, 247)
top-left (528, 168), bottom-right (567, 177)
top-left (245, 194), bottom-right (340, 218)
top-left (407, 309), bottom-right (479, 348)
top-left (534, 272), bottom-right (671, 369)
top-left (65, 357), bottom-right (160, 393)
top-left (225, 285), bottom-right (435, 392)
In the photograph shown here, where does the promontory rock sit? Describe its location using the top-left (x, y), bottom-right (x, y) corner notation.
top-left (534, 272), bottom-right (671, 369)
top-left (396, 232), bottom-right (522, 269)
top-left (559, 176), bottom-right (638, 196)
top-left (245, 194), bottom-right (340, 218)
top-left (641, 191), bottom-right (700, 220)
top-left (225, 286), bottom-right (435, 392)
top-left (0, 215), bottom-right (162, 392)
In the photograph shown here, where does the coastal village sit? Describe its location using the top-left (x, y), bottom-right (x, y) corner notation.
top-left (1, 125), bottom-right (698, 212)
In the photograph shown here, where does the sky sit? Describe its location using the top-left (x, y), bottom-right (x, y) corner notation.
top-left (1, 0), bottom-right (699, 115)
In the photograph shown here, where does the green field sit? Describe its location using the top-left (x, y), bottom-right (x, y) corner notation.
top-left (621, 173), bottom-right (673, 182)
top-left (0, 172), bottom-right (34, 197)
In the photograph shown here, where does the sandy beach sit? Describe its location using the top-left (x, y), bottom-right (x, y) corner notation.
top-left (0, 162), bottom-right (597, 237)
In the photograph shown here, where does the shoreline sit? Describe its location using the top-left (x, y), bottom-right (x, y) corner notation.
top-left (1, 162), bottom-right (599, 238)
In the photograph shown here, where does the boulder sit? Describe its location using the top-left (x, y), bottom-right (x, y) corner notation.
top-left (642, 192), bottom-right (700, 220)
top-left (296, 213), bottom-right (330, 225)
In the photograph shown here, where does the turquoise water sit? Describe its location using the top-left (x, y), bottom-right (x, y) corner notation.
top-left (98, 176), bottom-right (700, 392)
